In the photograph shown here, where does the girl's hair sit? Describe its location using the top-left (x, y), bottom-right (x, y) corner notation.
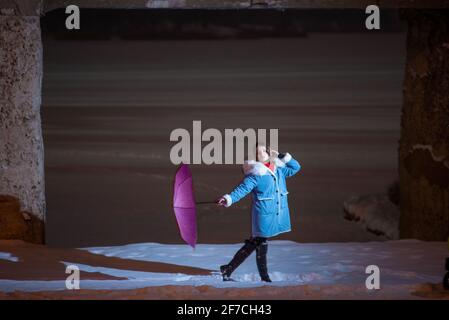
top-left (255, 143), bottom-right (270, 154)
top-left (253, 143), bottom-right (270, 162)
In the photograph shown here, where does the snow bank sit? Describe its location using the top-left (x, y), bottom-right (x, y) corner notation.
top-left (343, 194), bottom-right (400, 239)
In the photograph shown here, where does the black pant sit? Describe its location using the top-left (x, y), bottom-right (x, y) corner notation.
top-left (248, 237), bottom-right (267, 246)
top-left (222, 236), bottom-right (270, 281)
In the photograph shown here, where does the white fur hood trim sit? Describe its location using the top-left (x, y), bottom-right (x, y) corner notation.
top-left (242, 160), bottom-right (269, 176)
top-left (242, 155), bottom-right (288, 176)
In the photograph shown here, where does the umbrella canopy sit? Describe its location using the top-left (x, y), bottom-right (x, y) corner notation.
top-left (173, 164), bottom-right (197, 248)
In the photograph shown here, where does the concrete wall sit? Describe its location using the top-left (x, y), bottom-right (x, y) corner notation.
top-left (399, 9), bottom-right (449, 240)
top-left (0, 3), bottom-right (45, 230)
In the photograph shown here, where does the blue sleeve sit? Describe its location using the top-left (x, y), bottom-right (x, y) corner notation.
top-left (226, 175), bottom-right (258, 206)
top-left (279, 154), bottom-right (301, 178)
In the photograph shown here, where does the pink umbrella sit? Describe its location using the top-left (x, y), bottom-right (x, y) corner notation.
top-left (173, 164), bottom-right (214, 248)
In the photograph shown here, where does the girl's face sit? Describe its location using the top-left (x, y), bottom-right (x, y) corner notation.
top-left (256, 146), bottom-right (270, 163)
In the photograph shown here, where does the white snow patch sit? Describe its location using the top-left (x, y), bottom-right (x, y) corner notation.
top-left (411, 144), bottom-right (449, 168)
top-left (0, 252), bottom-right (19, 262)
top-left (146, 0), bottom-right (185, 9)
top-left (411, 144), bottom-right (446, 162)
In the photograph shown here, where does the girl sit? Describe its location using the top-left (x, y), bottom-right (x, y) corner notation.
top-left (217, 145), bottom-right (301, 282)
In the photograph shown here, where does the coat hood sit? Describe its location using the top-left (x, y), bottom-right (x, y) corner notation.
top-left (242, 157), bottom-right (285, 176)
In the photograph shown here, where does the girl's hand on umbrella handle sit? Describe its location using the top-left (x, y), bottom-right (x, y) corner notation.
top-left (216, 197), bottom-right (227, 206)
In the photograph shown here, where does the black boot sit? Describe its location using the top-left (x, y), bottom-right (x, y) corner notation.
top-left (256, 242), bottom-right (272, 282)
top-left (220, 239), bottom-right (258, 281)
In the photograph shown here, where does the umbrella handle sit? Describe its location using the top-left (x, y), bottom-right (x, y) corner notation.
top-left (196, 201), bottom-right (216, 205)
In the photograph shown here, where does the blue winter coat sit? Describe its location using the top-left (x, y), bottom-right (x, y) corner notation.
top-left (223, 153), bottom-right (301, 238)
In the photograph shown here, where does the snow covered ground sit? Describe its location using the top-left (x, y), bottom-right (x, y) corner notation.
top-left (0, 240), bottom-right (447, 298)
top-left (0, 252), bottom-right (19, 262)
